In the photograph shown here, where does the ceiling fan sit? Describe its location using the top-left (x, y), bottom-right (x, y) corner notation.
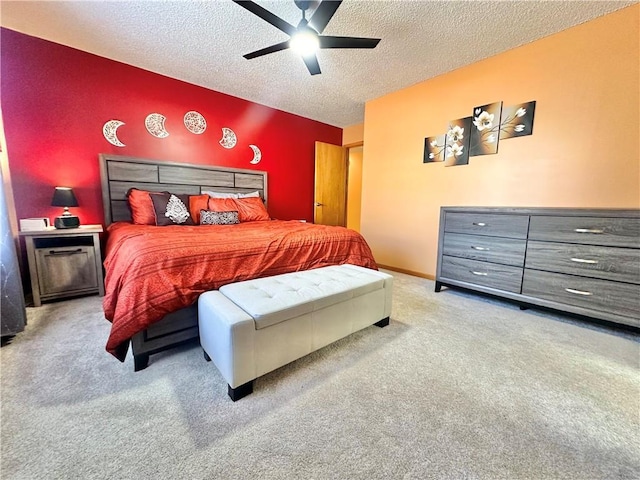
top-left (232, 0), bottom-right (381, 75)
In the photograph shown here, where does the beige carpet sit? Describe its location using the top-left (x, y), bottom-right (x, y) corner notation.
top-left (1, 270), bottom-right (638, 479)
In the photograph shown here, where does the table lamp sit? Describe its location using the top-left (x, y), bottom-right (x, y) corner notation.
top-left (51, 187), bottom-right (80, 229)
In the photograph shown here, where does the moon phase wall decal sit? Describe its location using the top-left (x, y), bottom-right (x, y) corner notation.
top-left (145, 113), bottom-right (169, 138)
top-left (249, 145), bottom-right (262, 164)
top-left (219, 127), bottom-right (237, 149)
top-left (103, 115), bottom-right (263, 159)
top-left (184, 111), bottom-right (207, 134)
top-left (103, 120), bottom-right (126, 147)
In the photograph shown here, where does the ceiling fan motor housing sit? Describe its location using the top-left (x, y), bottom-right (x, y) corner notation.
top-left (294, 1), bottom-right (314, 12)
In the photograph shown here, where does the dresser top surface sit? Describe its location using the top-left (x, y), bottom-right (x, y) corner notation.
top-left (441, 207), bottom-right (640, 218)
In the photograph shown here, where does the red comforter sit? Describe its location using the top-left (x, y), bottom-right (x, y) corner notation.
top-left (103, 220), bottom-right (378, 360)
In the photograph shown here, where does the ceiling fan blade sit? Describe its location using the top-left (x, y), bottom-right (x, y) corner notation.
top-left (244, 41), bottom-right (291, 59)
top-left (232, 1), bottom-right (297, 36)
top-left (302, 54), bottom-right (321, 75)
top-left (308, 0), bottom-right (342, 34)
top-left (319, 36), bottom-right (381, 49)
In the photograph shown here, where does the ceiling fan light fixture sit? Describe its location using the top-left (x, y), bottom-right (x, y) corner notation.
top-left (290, 29), bottom-right (320, 57)
top-left (233, 0), bottom-right (381, 75)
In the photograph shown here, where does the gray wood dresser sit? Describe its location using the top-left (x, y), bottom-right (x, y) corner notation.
top-left (435, 207), bottom-right (640, 328)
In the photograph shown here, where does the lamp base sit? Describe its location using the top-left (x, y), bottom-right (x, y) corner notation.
top-left (54, 215), bottom-right (80, 229)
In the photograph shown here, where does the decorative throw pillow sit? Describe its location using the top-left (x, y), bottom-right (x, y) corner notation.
top-left (150, 192), bottom-right (195, 226)
top-left (233, 196), bottom-right (270, 222)
top-left (126, 188), bottom-right (160, 225)
top-left (188, 194), bottom-right (210, 224)
top-left (207, 197), bottom-right (238, 213)
top-left (200, 210), bottom-right (240, 225)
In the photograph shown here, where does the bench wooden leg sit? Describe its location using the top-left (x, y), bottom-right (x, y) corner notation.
top-left (228, 381), bottom-right (253, 401)
top-left (374, 317), bottom-right (389, 328)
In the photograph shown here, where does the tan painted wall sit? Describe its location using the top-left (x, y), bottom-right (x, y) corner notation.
top-left (361, 5), bottom-right (639, 278)
top-left (343, 123), bottom-right (364, 145)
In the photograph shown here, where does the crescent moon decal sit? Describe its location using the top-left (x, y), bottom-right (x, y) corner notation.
top-left (219, 127), bottom-right (237, 149)
top-left (145, 113), bottom-right (169, 138)
top-left (249, 144), bottom-right (262, 164)
top-left (102, 120), bottom-right (126, 147)
top-left (184, 111), bottom-right (207, 134)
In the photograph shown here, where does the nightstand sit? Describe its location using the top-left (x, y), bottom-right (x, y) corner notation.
top-left (20, 225), bottom-right (104, 307)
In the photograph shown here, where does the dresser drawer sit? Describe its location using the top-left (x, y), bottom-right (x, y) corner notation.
top-left (444, 213), bottom-right (529, 239)
top-left (526, 241), bottom-right (640, 284)
top-left (528, 216), bottom-right (640, 248)
top-left (441, 256), bottom-right (523, 293)
top-left (522, 269), bottom-right (640, 321)
top-left (443, 233), bottom-right (526, 267)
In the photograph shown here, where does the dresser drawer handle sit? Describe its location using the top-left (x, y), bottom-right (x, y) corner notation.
top-left (471, 246), bottom-right (489, 251)
top-left (473, 222), bottom-right (487, 227)
top-left (471, 271), bottom-right (488, 276)
top-left (570, 257), bottom-right (598, 264)
top-left (49, 248), bottom-right (83, 255)
top-left (564, 288), bottom-right (592, 296)
top-left (574, 228), bottom-right (604, 234)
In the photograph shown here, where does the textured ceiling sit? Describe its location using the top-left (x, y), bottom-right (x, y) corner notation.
top-left (1, 0), bottom-right (635, 127)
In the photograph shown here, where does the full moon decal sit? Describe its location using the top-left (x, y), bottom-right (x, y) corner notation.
top-left (184, 111), bottom-right (207, 134)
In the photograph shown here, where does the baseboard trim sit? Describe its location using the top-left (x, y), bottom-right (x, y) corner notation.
top-left (377, 264), bottom-right (435, 281)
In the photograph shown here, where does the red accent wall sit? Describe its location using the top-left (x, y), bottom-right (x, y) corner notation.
top-left (1, 28), bottom-right (342, 225)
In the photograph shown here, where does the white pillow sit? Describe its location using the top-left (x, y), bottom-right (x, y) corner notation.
top-left (202, 190), bottom-right (239, 198)
top-left (237, 191), bottom-right (260, 198)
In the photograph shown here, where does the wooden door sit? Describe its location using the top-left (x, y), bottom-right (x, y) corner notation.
top-left (314, 142), bottom-right (347, 226)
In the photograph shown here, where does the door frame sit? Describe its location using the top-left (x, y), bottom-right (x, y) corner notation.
top-left (345, 141), bottom-right (364, 231)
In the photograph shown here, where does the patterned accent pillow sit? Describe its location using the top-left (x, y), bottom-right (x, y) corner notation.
top-left (149, 192), bottom-right (195, 226)
top-left (200, 210), bottom-right (240, 225)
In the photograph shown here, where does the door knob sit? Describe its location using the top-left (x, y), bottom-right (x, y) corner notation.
top-left (314, 202), bottom-right (323, 207)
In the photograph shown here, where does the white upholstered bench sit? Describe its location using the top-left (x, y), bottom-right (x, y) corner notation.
top-left (198, 264), bottom-right (393, 400)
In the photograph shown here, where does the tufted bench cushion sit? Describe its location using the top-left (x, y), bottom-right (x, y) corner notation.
top-left (199, 264), bottom-right (393, 400)
top-left (220, 265), bottom-right (386, 330)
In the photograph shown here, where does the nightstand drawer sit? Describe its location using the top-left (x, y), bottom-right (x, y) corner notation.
top-left (525, 241), bottom-right (640, 284)
top-left (522, 269), bottom-right (640, 322)
top-left (441, 256), bottom-right (523, 293)
top-left (443, 233), bottom-right (526, 267)
top-left (35, 246), bottom-right (98, 296)
top-left (529, 216), bottom-right (640, 248)
top-left (444, 213), bottom-right (529, 239)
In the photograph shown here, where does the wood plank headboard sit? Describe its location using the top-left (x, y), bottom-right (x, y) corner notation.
top-left (99, 154), bottom-right (268, 225)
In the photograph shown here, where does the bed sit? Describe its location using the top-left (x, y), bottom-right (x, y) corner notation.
top-left (99, 154), bottom-right (378, 370)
